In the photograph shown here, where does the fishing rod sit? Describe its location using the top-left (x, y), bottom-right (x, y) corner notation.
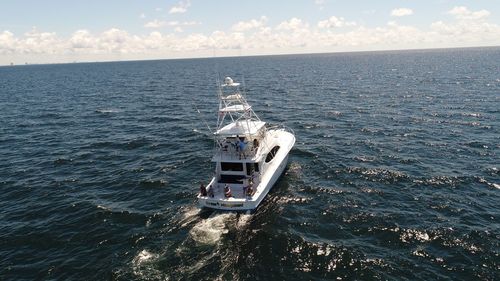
top-left (191, 97), bottom-right (214, 135)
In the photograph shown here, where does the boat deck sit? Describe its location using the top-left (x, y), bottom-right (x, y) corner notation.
top-left (207, 183), bottom-right (254, 200)
top-left (212, 143), bottom-right (260, 162)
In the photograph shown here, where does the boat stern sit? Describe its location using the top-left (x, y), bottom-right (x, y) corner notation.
top-left (198, 195), bottom-right (259, 211)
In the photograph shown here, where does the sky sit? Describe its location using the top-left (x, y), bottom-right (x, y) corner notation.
top-left (1, 0), bottom-right (500, 65)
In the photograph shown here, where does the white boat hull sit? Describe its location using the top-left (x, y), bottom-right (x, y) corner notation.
top-left (198, 129), bottom-right (294, 211)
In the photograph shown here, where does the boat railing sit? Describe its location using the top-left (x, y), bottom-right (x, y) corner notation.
top-left (267, 124), bottom-right (295, 135)
top-left (213, 141), bottom-right (259, 160)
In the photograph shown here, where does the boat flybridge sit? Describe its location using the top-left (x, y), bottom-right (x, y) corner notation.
top-left (197, 77), bottom-right (295, 211)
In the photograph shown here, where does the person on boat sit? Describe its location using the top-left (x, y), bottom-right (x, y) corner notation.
top-left (253, 138), bottom-right (259, 151)
top-left (224, 184), bottom-right (232, 198)
top-left (200, 182), bottom-right (207, 196)
top-left (246, 180), bottom-right (254, 197)
top-left (207, 187), bottom-right (214, 198)
top-left (234, 136), bottom-right (240, 152)
top-left (237, 137), bottom-right (247, 159)
top-left (219, 139), bottom-right (229, 151)
top-left (242, 182), bottom-right (248, 195)
top-left (243, 178), bottom-right (251, 194)
top-left (229, 137), bottom-right (236, 152)
top-left (251, 171), bottom-right (260, 184)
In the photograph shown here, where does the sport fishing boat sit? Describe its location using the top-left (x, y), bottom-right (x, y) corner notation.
top-left (198, 77), bottom-right (295, 211)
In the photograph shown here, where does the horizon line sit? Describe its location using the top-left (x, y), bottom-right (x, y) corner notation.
top-left (2, 45), bottom-right (499, 68)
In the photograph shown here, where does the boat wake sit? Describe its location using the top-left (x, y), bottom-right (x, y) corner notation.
top-left (287, 161), bottom-right (303, 178)
top-left (189, 212), bottom-right (235, 245)
top-left (236, 213), bottom-right (252, 229)
top-left (177, 206), bottom-right (202, 228)
top-left (131, 249), bottom-right (161, 280)
top-left (132, 249), bottom-right (158, 265)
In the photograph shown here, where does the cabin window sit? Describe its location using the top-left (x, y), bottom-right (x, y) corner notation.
top-left (221, 162), bottom-right (243, 171)
top-left (265, 146), bottom-right (280, 163)
top-left (254, 163), bottom-right (259, 172)
top-left (246, 163), bottom-right (252, 175)
top-left (219, 174), bottom-right (246, 184)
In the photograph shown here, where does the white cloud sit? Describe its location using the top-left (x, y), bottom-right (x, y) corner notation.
top-left (314, 0), bottom-right (326, 10)
top-left (180, 21), bottom-right (200, 26)
top-left (70, 30), bottom-right (95, 49)
top-left (276, 18), bottom-right (308, 31)
top-left (141, 31), bottom-right (170, 50)
top-left (145, 20), bottom-right (199, 28)
top-left (100, 28), bottom-right (132, 51)
top-left (430, 19), bottom-right (500, 43)
top-left (166, 21), bottom-right (199, 27)
top-left (169, 0), bottom-right (191, 14)
top-left (391, 8), bottom-right (413, 17)
top-left (0, 31), bottom-right (17, 54)
top-left (144, 20), bottom-right (165, 28)
top-left (318, 16), bottom-right (356, 28)
top-left (448, 6), bottom-right (490, 20)
top-left (232, 16), bottom-right (268, 32)
top-left (22, 28), bottom-right (61, 54)
top-left (2, 6), bottom-right (500, 65)
top-left (140, 13), bottom-right (146, 19)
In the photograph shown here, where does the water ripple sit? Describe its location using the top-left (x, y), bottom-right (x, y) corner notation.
top-left (1, 48), bottom-right (499, 280)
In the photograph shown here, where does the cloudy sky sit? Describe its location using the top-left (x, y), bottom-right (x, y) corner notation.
top-left (1, 0), bottom-right (499, 65)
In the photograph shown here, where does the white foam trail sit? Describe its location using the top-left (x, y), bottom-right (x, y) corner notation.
top-left (189, 213), bottom-right (235, 245)
top-left (182, 250), bottom-right (220, 275)
top-left (96, 108), bottom-right (120, 113)
top-left (133, 249), bottom-right (158, 266)
top-left (96, 205), bottom-right (111, 211)
top-left (131, 249), bottom-right (162, 279)
top-left (288, 162), bottom-right (303, 177)
top-left (237, 213), bottom-right (252, 229)
top-left (178, 206), bottom-right (201, 228)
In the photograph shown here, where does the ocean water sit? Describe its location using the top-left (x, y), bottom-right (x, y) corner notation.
top-left (0, 47), bottom-right (499, 280)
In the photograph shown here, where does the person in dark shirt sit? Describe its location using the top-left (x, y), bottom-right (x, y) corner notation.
top-left (253, 138), bottom-right (259, 151)
top-left (246, 179), bottom-right (254, 197)
top-left (200, 182), bottom-right (207, 196)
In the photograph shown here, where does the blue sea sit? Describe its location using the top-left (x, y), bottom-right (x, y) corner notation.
top-left (0, 47), bottom-right (499, 280)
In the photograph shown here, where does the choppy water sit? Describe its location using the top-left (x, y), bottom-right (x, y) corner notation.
top-left (1, 47), bottom-right (499, 280)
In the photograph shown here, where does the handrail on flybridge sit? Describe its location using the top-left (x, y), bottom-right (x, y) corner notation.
top-left (215, 77), bottom-right (262, 137)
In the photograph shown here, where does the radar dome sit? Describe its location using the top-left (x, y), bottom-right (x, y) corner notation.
top-left (224, 77), bottom-right (233, 85)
